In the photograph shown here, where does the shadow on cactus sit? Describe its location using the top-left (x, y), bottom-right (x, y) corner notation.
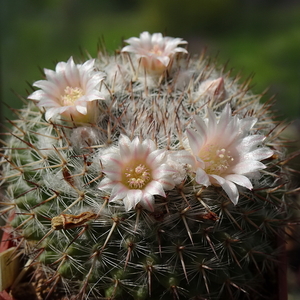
top-left (0, 31), bottom-right (298, 300)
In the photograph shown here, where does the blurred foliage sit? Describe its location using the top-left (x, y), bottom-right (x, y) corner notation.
top-left (1, 0), bottom-right (299, 121)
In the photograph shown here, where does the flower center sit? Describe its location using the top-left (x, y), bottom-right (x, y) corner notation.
top-left (150, 45), bottom-right (163, 56)
top-left (123, 163), bottom-right (152, 189)
top-left (61, 86), bottom-right (84, 105)
top-left (200, 145), bottom-right (234, 175)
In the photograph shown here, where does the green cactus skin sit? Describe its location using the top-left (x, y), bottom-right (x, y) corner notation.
top-left (0, 34), bottom-right (295, 300)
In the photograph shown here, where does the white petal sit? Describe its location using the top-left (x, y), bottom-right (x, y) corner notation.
top-left (86, 91), bottom-right (105, 101)
top-left (193, 115), bottom-right (208, 139)
top-left (28, 90), bottom-right (48, 101)
top-left (221, 180), bottom-right (239, 205)
top-left (110, 184), bottom-right (130, 201)
top-left (224, 174), bottom-right (253, 190)
top-left (147, 150), bottom-right (166, 167)
top-left (206, 107), bottom-right (217, 135)
top-left (45, 108), bottom-right (61, 121)
top-left (157, 56), bottom-right (170, 66)
top-left (186, 129), bottom-right (204, 156)
top-left (152, 164), bottom-right (174, 180)
top-left (102, 168), bottom-right (122, 181)
top-left (55, 60), bottom-right (68, 73)
top-left (239, 117), bottom-right (257, 133)
top-left (244, 147), bottom-right (273, 161)
top-left (125, 189), bottom-right (143, 210)
top-left (140, 192), bottom-right (155, 212)
top-left (98, 177), bottom-right (115, 191)
top-left (158, 177), bottom-right (175, 190)
top-left (33, 80), bottom-right (61, 95)
top-left (81, 59), bottom-right (95, 72)
top-left (131, 136), bottom-right (144, 158)
top-left (237, 135), bottom-right (265, 152)
top-left (145, 180), bottom-right (166, 197)
top-left (169, 150), bottom-right (196, 166)
top-left (119, 135), bottom-right (133, 159)
top-left (76, 105), bottom-right (87, 115)
top-left (210, 174), bottom-right (226, 186)
top-left (231, 160), bottom-right (266, 174)
top-left (195, 168), bottom-right (211, 186)
top-left (218, 103), bottom-right (232, 129)
top-left (122, 196), bottom-right (134, 211)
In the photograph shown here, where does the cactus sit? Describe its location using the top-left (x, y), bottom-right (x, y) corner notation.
top-left (0, 31), bottom-right (296, 300)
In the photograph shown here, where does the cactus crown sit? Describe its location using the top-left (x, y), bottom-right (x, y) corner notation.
top-left (0, 32), bottom-right (295, 300)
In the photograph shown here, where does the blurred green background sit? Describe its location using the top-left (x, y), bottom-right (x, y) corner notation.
top-left (1, 0), bottom-right (300, 122)
top-left (0, 0), bottom-right (300, 297)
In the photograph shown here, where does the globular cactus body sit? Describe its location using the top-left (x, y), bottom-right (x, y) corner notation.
top-left (0, 32), bottom-right (294, 300)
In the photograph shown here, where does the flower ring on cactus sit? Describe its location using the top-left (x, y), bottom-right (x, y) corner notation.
top-left (186, 103), bottom-right (274, 204)
top-left (98, 135), bottom-right (175, 211)
top-left (28, 56), bottom-right (106, 123)
top-left (1, 31), bottom-right (296, 300)
top-left (121, 31), bottom-right (188, 74)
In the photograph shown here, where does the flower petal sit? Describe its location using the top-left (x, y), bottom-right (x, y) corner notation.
top-left (231, 160), bottom-right (266, 175)
top-left (195, 168), bottom-right (211, 186)
top-left (186, 129), bottom-right (204, 156)
top-left (145, 180), bottom-right (166, 197)
top-left (124, 189), bottom-right (143, 210)
top-left (224, 174), bottom-right (253, 190)
top-left (221, 180), bottom-right (239, 205)
top-left (140, 192), bottom-right (155, 212)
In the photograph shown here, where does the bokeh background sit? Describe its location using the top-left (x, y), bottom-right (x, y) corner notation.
top-left (1, 0), bottom-right (300, 298)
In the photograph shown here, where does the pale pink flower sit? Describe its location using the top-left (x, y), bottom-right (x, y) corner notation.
top-left (198, 77), bottom-right (226, 102)
top-left (98, 135), bottom-right (175, 211)
top-left (186, 104), bottom-right (273, 204)
top-left (121, 31), bottom-right (187, 73)
top-left (28, 57), bottom-right (105, 123)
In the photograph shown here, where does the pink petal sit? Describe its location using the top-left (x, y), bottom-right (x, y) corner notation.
top-left (152, 165), bottom-right (174, 181)
top-left (158, 177), bottom-right (175, 190)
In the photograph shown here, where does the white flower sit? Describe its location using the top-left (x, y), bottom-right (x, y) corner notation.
top-left (28, 57), bottom-right (105, 123)
top-left (186, 104), bottom-right (273, 205)
top-left (98, 135), bottom-right (175, 211)
top-left (121, 31), bottom-right (188, 73)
